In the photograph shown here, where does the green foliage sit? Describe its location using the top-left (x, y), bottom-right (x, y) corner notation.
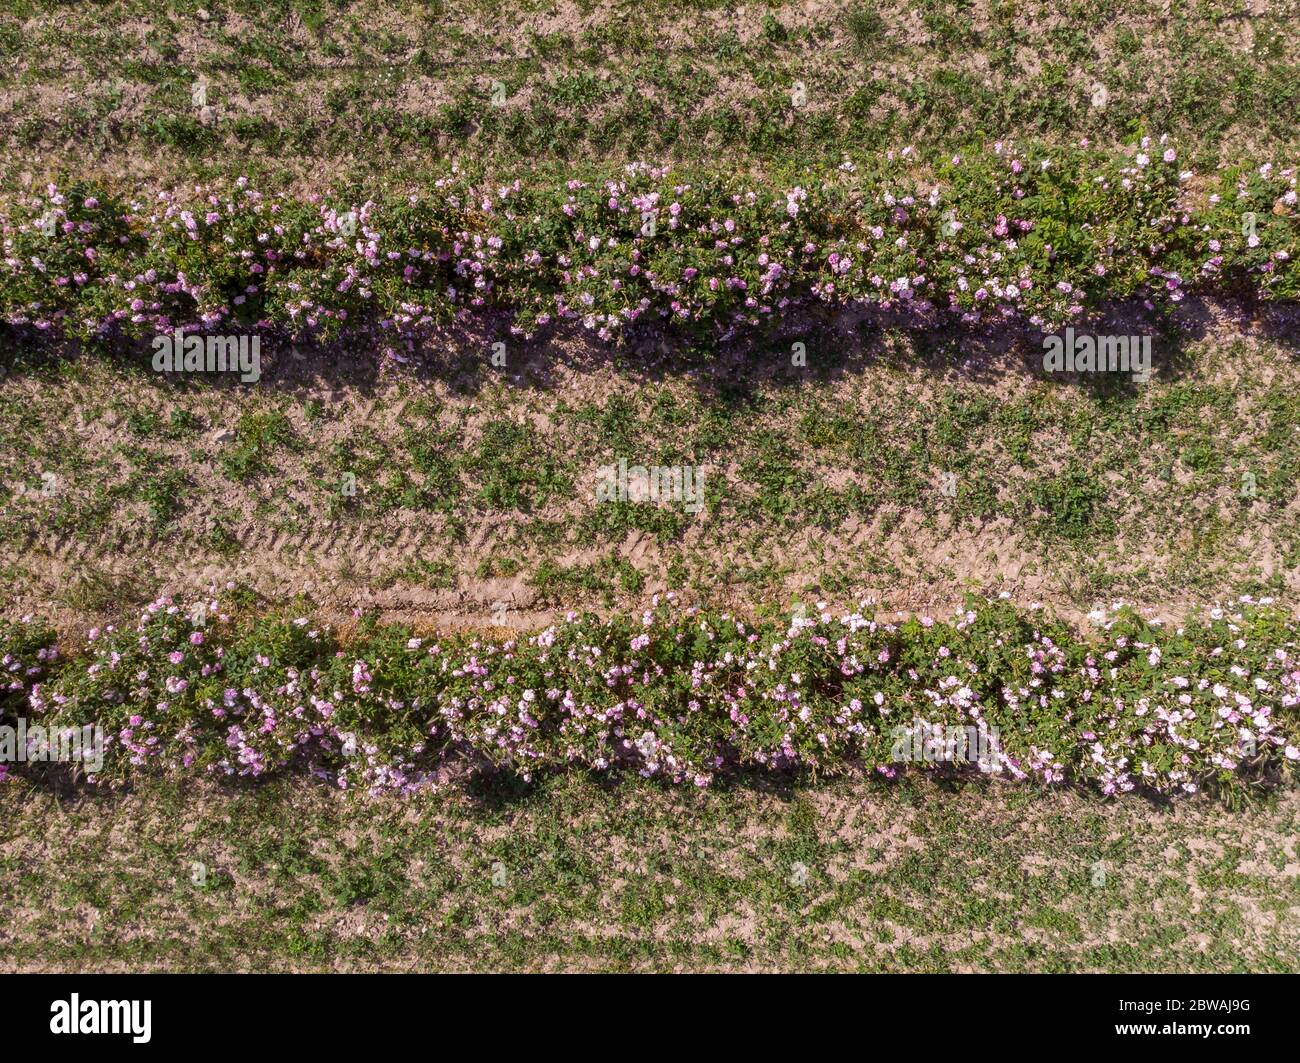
top-left (4, 592), bottom-right (1297, 798)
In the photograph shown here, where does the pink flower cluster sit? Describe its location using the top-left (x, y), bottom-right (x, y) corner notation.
top-left (2, 140), bottom-right (1294, 354)
top-left (2, 591), bottom-right (1297, 798)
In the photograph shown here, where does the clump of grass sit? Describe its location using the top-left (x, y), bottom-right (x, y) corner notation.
top-left (845, 4), bottom-right (885, 54)
top-left (59, 566), bottom-right (145, 615)
top-left (220, 411), bottom-right (295, 481)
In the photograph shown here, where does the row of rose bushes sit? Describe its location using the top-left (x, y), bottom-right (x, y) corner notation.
top-left (1, 137), bottom-right (1296, 352)
top-left (2, 591), bottom-right (1298, 797)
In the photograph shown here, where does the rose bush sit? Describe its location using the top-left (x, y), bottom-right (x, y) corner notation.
top-left (2, 592), bottom-right (1297, 797)
top-left (2, 138), bottom-right (1295, 353)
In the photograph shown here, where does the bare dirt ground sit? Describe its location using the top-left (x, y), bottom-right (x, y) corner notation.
top-left (3, 774), bottom-right (1297, 971)
top-left (5, 299), bottom-right (1300, 633)
top-left (3, 0), bottom-right (1295, 191)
